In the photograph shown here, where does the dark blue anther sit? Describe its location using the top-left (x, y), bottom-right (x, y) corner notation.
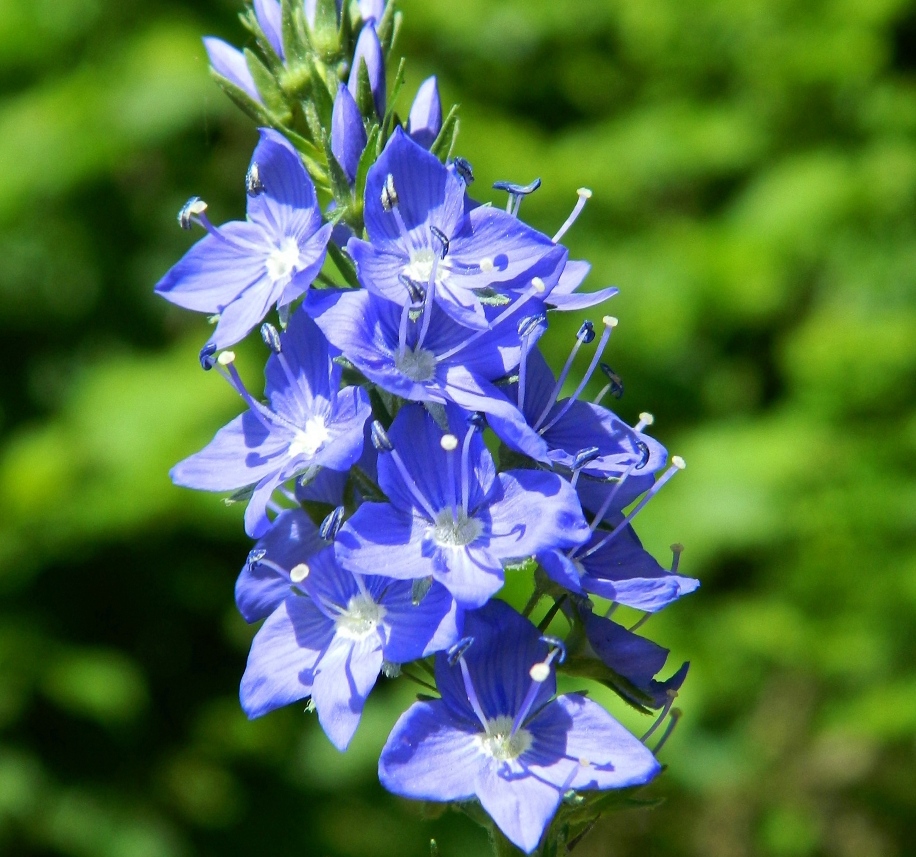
top-left (492, 178), bottom-right (542, 196)
top-left (319, 505), bottom-right (346, 541)
top-left (411, 576), bottom-right (433, 606)
top-left (599, 363), bottom-right (624, 398)
top-left (447, 637), bottom-right (475, 666)
top-left (246, 163), bottom-right (265, 196)
top-left (398, 274), bottom-right (426, 305)
top-left (246, 548), bottom-right (266, 570)
top-left (634, 440), bottom-right (650, 470)
top-left (576, 321), bottom-right (596, 344)
top-left (574, 446), bottom-right (601, 470)
top-left (371, 420), bottom-right (393, 452)
top-left (539, 635), bottom-right (567, 664)
top-left (452, 157), bottom-right (474, 185)
top-left (260, 322), bottom-right (282, 354)
top-left (178, 196), bottom-right (203, 230)
top-left (517, 312), bottom-right (547, 338)
top-left (429, 225), bottom-right (450, 258)
top-left (466, 411), bottom-right (486, 431)
top-left (199, 342), bottom-right (217, 371)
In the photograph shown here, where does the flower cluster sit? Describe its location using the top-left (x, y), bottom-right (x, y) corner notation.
top-left (158, 2), bottom-right (698, 852)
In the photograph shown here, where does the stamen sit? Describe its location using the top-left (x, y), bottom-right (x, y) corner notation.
top-left (199, 342), bottom-right (217, 371)
top-left (533, 322), bottom-right (594, 430)
top-left (629, 612), bottom-right (651, 633)
top-left (370, 420), bottom-right (393, 452)
top-left (246, 163), bottom-right (265, 196)
top-left (517, 313), bottom-right (547, 413)
top-left (260, 322), bottom-right (282, 354)
top-left (178, 196), bottom-right (208, 230)
top-left (381, 173), bottom-right (398, 211)
top-left (582, 457), bottom-right (686, 558)
top-left (511, 641), bottom-right (563, 736)
top-left (459, 425), bottom-right (476, 514)
top-left (214, 355), bottom-right (276, 433)
top-left (397, 301), bottom-right (412, 360)
top-left (411, 576), bottom-right (433, 605)
top-left (634, 440), bottom-right (651, 470)
top-left (670, 543), bottom-right (684, 574)
top-left (429, 226), bottom-right (450, 258)
top-left (587, 461), bottom-right (639, 533)
top-left (634, 412), bottom-right (655, 433)
top-left (493, 178), bottom-right (542, 216)
top-left (372, 421), bottom-right (438, 520)
top-left (399, 274), bottom-right (426, 305)
top-left (594, 363), bottom-right (624, 405)
top-left (538, 317), bottom-right (617, 434)
top-left (447, 639), bottom-right (489, 731)
top-left (571, 446), bottom-right (601, 487)
top-left (246, 548), bottom-right (267, 570)
top-left (452, 157), bottom-right (474, 185)
top-left (441, 433), bottom-right (460, 523)
top-left (435, 279), bottom-right (546, 363)
top-left (290, 563), bottom-right (310, 583)
top-left (319, 506), bottom-right (346, 541)
top-left (447, 637), bottom-right (474, 665)
top-left (641, 688), bottom-right (678, 742)
top-left (653, 708), bottom-right (682, 754)
top-left (553, 187), bottom-right (592, 243)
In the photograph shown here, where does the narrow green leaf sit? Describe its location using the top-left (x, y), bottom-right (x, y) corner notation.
top-left (326, 241), bottom-right (361, 289)
top-left (210, 70), bottom-right (274, 127)
top-left (244, 49), bottom-right (291, 121)
top-left (430, 104), bottom-right (460, 161)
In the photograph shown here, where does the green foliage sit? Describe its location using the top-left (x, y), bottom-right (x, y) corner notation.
top-left (0, 0), bottom-right (915, 855)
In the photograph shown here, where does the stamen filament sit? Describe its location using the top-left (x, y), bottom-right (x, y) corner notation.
top-left (670, 543), bottom-right (684, 573)
top-left (552, 188), bottom-right (592, 243)
top-left (533, 327), bottom-right (590, 430)
top-left (587, 462), bottom-right (638, 533)
top-left (641, 690), bottom-right (677, 742)
top-left (653, 708), bottom-right (682, 754)
top-left (634, 412), bottom-right (655, 433)
top-left (510, 646), bottom-right (561, 736)
top-left (538, 317), bottom-right (617, 434)
top-left (456, 657), bottom-right (489, 731)
top-left (441, 434), bottom-right (460, 523)
top-left (388, 447), bottom-right (438, 520)
top-left (581, 457), bottom-right (686, 558)
top-left (460, 427), bottom-right (475, 514)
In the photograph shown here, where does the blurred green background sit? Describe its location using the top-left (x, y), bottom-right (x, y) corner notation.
top-left (1, 0), bottom-right (915, 855)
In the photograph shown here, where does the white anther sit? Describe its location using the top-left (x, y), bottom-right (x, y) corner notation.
top-left (603, 315), bottom-right (618, 328)
top-left (187, 198), bottom-right (208, 216)
top-left (440, 434), bottom-right (459, 452)
top-left (290, 563), bottom-right (310, 583)
top-left (217, 351), bottom-right (236, 366)
top-left (578, 757), bottom-right (591, 767)
top-left (672, 456), bottom-right (686, 470)
top-left (639, 412), bottom-right (654, 426)
top-left (531, 277), bottom-right (546, 293)
top-left (480, 257), bottom-right (494, 273)
top-left (529, 662), bottom-right (551, 683)
top-left (577, 188), bottom-right (592, 199)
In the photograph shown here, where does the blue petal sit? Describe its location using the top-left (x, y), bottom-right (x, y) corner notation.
top-left (254, 0), bottom-right (284, 58)
top-left (240, 596), bottom-right (334, 718)
top-left (486, 470), bottom-right (589, 561)
top-left (346, 238), bottom-right (407, 303)
top-left (265, 308), bottom-right (335, 418)
top-left (435, 601), bottom-right (553, 723)
top-left (347, 23), bottom-right (386, 118)
top-left (203, 38), bottom-right (261, 103)
top-left (523, 694), bottom-right (661, 790)
top-left (312, 636), bottom-right (383, 750)
top-left (331, 84), bottom-right (367, 183)
top-left (244, 469), bottom-right (285, 538)
top-left (363, 128), bottom-right (465, 244)
top-left (379, 700), bottom-right (481, 800)
top-left (277, 222), bottom-right (334, 307)
top-left (154, 221), bottom-right (268, 313)
top-left (379, 580), bottom-right (461, 663)
top-left (581, 610), bottom-right (669, 690)
top-left (538, 549), bottom-right (585, 593)
top-left (474, 762), bottom-right (561, 854)
top-left (235, 509), bottom-right (325, 623)
top-left (430, 545), bottom-right (504, 609)
top-left (407, 76), bottom-right (442, 149)
top-left (170, 412), bottom-right (286, 492)
top-left (358, 0), bottom-right (385, 22)
top-left (208, 269), bottom-right (285, 350)
top-left (336, 503), bottom-right (434, 580)
top-left (246, 129), bottom-right (323, 240)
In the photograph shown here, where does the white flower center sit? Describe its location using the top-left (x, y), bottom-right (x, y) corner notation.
top-left (431, 509), bottom-right (482, 548)
top-left (401, 248), bottom-right (437, 283)
top-left (476, 715), bottom-right (532, 762)
top-left (395, 347), bottom-right (437, 382)
top-left (335, 593), bottom-right (386, 641)
top-left (288, 416), bottom-right (330, 458)
top-left (266, 236), bottom-right (302, 284)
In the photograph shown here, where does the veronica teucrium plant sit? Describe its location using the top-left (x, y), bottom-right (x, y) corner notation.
top-left (157, 2), bottom-right (698, 853)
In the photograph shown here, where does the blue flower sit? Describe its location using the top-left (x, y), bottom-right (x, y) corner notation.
top-left (577, 602), bottom-right (689, 710)
top-left (170, 309), bottom-right (371, 538)
top-left (379, 600), bottom-right (661, 853)
top-left (155, 129), bottom-right (332, 350)
top-left (347, 129), bottom-right (558, 329)
top-left (407, 76), bottom-right (442, 149)
top-left (347, 22), bottom-right (386, 119)
top-left (336, 405), bottom-right (590, 607)
top-left (498, 339), bottom-right (669, 475)
top-left (240, 544), bottom-right (461, 750)
top-left (307, 287), bottom-right (542, 442)
top-left (539, 517), bottom-right (699, 611)
top-left (331, 84), bottom-right (368, 184)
